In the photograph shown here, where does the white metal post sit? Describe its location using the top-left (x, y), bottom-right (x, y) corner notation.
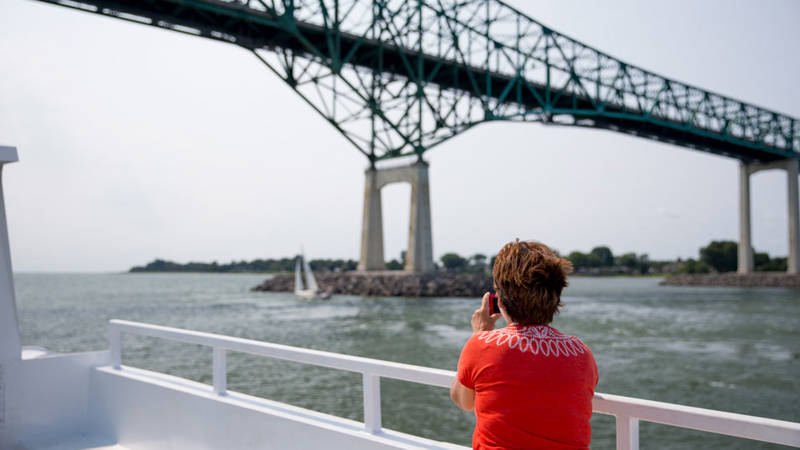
top-left (212, 347), bottom-right (227, 395)
top-left (616, 415), bottom-right (640, 450)
top-left (362, 373), bottom-right (381, 433)
top-left (0, 147), bottom-right (20, 364)
top-left (0, 149), bottom-right (18, 450)
top-left (109, 326), bottom-right (121, 370)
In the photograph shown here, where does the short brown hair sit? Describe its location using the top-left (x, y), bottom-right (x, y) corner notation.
top-left (492, 239), bottom-right (573, 325)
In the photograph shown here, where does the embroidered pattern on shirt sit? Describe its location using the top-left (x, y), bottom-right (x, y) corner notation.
top-left (477, 326), bottom-right (586, 357)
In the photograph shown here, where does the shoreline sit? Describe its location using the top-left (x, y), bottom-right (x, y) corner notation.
top-left (660, 272), bottom-right (800, 288)
top-left (123, 270), bottom-right (664, 279)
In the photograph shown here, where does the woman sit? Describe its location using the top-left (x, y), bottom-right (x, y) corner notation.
top-left (450, 239), bottom-right (598, 449)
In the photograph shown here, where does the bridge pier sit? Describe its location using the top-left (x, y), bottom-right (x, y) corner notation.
top-left (738, 163), bottom-right (753, 274)
top-left (357, 161), bottom-right (434, 273)
top-left (358, 168), bottom-right (385, 271)
top-left (738, 159), bottom-right (800, 274)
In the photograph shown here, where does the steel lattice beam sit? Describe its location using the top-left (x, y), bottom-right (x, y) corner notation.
top-left (31, 0), bottom-right (799, 163)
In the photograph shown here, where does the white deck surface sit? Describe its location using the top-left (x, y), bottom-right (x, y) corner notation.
top-left (90, 364), bottom-right (467, 449)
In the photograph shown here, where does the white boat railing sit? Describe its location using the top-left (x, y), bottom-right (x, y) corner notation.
top-left (108, 320), bottom-right (800, 449)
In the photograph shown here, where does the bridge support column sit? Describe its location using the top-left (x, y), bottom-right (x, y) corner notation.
top-left (738, 159), bottom-right (800, 274)
top-left (405, 162), bottom-right (434, 273)
top-left (738, 162), bottom-right (753, 274)
top-left (785, 159), bottom-right (799, 274)
top-left (357, 161), bottom-right (434, 273)
top-left (357, 168), bottom-right (385, 271)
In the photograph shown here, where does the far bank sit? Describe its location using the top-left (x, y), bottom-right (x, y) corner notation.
top-left (660, 273), bottom-right (800, 288)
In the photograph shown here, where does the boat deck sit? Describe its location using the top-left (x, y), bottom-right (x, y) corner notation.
top-left (5, 320), bottom-right (799, 450)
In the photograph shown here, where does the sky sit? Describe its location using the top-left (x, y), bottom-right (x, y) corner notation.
top-left (1, 0), bottom-right (798, 272)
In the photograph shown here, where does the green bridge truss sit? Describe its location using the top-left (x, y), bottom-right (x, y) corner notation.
top-left (34, 0), bottom-right (799, 164)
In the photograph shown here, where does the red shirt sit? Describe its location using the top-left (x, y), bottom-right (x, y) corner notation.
top-left (457, 325), bottom-right (598, 449)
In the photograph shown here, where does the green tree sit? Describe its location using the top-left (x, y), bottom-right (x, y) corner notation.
top-left (758, 257), bottom-right (786, 271)
top-left (699, 241), bottom-right (738, 272)
top-left (617, 253), bottom-right (639, 270)
top-left (681, 258), bottom-right (710, 274)
top-left (638, 254), bottom-right (650, 274)
top-left (754, 252), bottom-right (770, 270)
top-left (440, 253), bottom-right (468, 271)
top-left (470, 253), bottom-right (487, 273)
top-left (567, 251), bottom-right (590, 268)
top-left (385, 259), bottom-right (403, 270)
top-left (585, 253), bottom-right (603, 268)
top-left (590, 246), bottom-right (615, 267)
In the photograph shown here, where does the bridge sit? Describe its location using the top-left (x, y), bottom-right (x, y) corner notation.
top-left (32, 0), bottom-right (800, 274)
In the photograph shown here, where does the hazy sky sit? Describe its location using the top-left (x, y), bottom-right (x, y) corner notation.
top-left (1, 0), bottom-right (798, 272)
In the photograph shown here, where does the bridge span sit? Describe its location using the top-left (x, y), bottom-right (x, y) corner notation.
top-left (31, 0), bottom-right (800, 274)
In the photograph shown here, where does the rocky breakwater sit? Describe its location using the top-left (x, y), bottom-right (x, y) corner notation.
top-left (660, 272), bottom-right (800, 288)
top-left (251, 271), bottom-right (492, 297)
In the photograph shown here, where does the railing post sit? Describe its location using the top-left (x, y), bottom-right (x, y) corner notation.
top-left (109, 325), bottom-right (121, 370)
top-left (212, 346), bottom-right (227, 395)
top-left (362, 373), bottom-right (381, 433)
top-left (616, 415), bottom-right (639, 450)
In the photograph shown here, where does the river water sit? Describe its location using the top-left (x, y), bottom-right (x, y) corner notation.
top-left (15, 273), bottom-right (800, 449)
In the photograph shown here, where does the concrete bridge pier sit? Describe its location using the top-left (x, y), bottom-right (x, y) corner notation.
top-left (738, 163), bottom-right (754, 274)
top-left (357, 161), bottom-right (434, 273)
top-left (738, 158), bottom-right (800, 274)
top-left (358, 168), bottom-right (385, 271)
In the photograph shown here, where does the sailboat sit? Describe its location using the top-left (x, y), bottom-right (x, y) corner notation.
top-left (294, 253), bottom-right (331, 300)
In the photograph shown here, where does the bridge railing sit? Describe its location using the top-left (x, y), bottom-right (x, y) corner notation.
top-left (108, 319), bottom-right (800, 449)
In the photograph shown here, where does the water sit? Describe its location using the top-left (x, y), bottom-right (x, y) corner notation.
top-left (15, 273), bottom-right (800, 449)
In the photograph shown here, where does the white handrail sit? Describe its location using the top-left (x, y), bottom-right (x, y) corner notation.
top-left (108, 319), bottom-right (453, 387)
top-left (108, 320), bottom-right (800, 449)
top-left (592, 393), bottom-right (800, 448)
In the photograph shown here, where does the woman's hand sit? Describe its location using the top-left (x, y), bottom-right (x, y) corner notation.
top-left (471, 292), bottom-right (502, 334)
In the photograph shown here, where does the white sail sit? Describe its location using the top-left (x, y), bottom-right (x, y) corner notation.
top-left (302, 255), bottom-right (320, 292)
top-left (294, 257), bottom-right (304, 293)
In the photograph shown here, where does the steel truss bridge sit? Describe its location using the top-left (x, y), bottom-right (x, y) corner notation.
top-left (34, 0), bottom-right (798, 164)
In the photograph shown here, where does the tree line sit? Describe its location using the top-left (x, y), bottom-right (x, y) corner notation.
top-left (129, 258), bottom-right (357, 273)
top-left (436, 247), bottom-right (651, 275)
top-left (129, 240), bottom-right (787, 275)
top-left (678, 240), bottom-right (786, 274)
top-left (435, 241), bottom-right (787, 275)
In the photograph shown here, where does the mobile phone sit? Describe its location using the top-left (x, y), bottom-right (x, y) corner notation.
top-left (488, 294), bottom-right (499, 315)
